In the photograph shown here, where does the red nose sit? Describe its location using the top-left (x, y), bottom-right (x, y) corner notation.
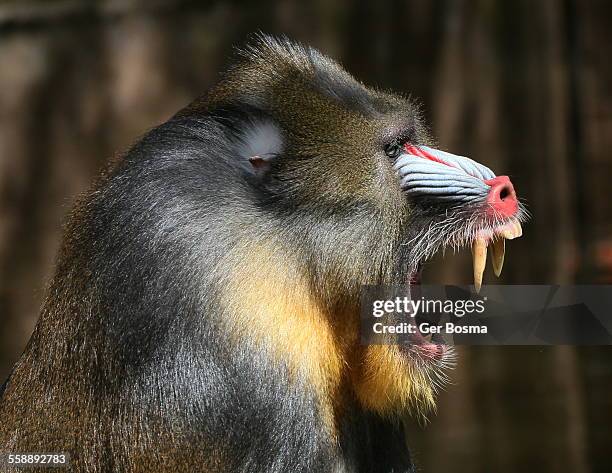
top-left (484, 176), bottom-right (518, 217)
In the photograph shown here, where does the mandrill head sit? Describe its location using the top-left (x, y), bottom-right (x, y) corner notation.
top-left (196, 36), bottom-right (527, 418)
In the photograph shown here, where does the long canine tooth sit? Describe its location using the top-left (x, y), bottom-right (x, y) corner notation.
top-left (490, 237), bottom-right (505, 277)
top-left (472, 238), bottom-right (487, 293)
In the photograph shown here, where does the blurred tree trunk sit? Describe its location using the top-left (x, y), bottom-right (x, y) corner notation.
top-left (402, 1), bottom-right (609, 473)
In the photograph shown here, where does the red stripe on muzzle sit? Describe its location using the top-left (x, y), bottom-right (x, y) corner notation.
top-left (404, 143), bottom-right (453, 168)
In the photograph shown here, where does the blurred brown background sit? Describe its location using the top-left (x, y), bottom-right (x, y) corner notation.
top-left (0, 1), bottom-right (610, 472)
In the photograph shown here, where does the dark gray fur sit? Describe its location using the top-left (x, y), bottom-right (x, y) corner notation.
top-left (0, 36), bottom-right (447, 472)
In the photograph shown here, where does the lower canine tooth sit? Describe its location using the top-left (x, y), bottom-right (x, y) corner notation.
top-left (472, 238), bottom-right (487, 293)
top-left (490, 238), bottom-right (505, 277)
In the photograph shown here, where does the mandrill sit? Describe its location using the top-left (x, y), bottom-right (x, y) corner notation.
top-left (0, 36), bottom-right (525, 472)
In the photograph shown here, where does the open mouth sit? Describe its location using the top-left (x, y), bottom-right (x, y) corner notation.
top-left (394, 145), bottom-right (527, 363)
top-left (409, 215), bottom-right (524, 292)
top-left (404, 216), bottom-right (524, 360)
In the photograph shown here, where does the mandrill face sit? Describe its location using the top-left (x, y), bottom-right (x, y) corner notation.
top-left (394, 143), bottom-right (525, 292)
top-left (203, 36), bottom-right (527, 417)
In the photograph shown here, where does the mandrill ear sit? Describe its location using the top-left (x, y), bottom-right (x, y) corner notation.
top-left (237, 118), bottom-right (284, 175)
top-left (248, 154), bottom-right (276, 173)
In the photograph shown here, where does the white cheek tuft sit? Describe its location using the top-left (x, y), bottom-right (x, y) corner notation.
top-left (238, 120), bottom-right (284, 162)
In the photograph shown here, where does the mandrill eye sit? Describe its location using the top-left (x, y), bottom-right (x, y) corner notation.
top-left (384, 141), bottom-right (403, 159)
